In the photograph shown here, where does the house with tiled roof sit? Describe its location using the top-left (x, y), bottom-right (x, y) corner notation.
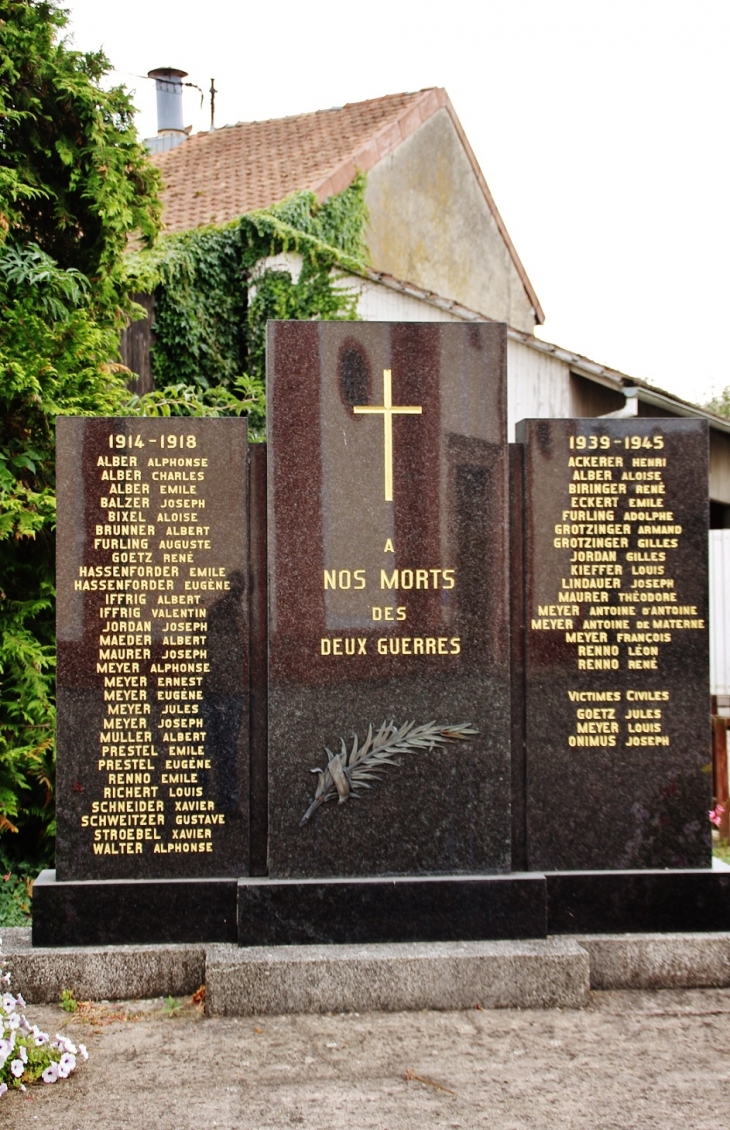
top-left (137, 80), bottom-right (730, 454)
top-left (125, 77), bottom-right (730, 699)
top-left (149, 86), bottom-right (542, 336)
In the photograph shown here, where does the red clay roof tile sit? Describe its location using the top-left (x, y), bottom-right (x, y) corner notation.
top-left (152, 89), bottom-right (436, 234)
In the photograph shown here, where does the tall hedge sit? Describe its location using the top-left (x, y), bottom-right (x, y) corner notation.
top-left (0, 0), bottom-right (161, 871)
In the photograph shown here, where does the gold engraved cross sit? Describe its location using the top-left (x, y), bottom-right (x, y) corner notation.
top-left (353, 369), bottom-right (422, 502)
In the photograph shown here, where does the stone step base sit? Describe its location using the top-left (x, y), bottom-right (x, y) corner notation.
top-left (204, 938), bottom-right (589, 1013)
top-left (575, 932), bottom-right (730, 991)
top-left (1, 927), bottom-right (205, 1004)
top-left (4, 928), bottom-right (730, 1012)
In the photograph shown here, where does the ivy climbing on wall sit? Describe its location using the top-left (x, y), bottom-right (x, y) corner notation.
top-left (125, 173), bottom-right (369, 437)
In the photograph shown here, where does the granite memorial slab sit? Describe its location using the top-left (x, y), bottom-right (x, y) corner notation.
top-left (266, 321), bottom-right (511, 878)
top-left (546, 869), bottom-right (730, 934)
top-left (517, 417), bottom-right (711, 871)
top-left (237, 873), bottom-right (546, 945)
top-left (55, 417), bottom-right (249, 880)
top-left (32, 871), bottom-right (238, 946)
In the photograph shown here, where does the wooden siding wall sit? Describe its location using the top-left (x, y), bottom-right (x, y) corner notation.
top-left (120, 293), bottom-right (155, 394)
top-left (569, 372), bottom-right (625, 417)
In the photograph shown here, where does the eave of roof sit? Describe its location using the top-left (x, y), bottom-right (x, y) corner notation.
top-left (352, 264), bottom-right (727, 434)
top-left (513, 328), bottom-right (730, 435)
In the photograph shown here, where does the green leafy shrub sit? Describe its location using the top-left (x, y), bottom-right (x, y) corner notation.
top-left (0, 1), bottom-right (160, 873)
top-left (125, 173), bottom-right (369, 407)
top-left (0, 843), bottom-right (33, 927)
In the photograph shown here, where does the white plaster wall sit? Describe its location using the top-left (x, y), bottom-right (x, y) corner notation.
top-left (252, 252), bottom-right (303, 287)
top-left (365, 110), bottom-right (537, 334)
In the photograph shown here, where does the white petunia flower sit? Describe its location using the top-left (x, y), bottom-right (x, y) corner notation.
top-left (19, 1045), bottom-right (27, 1064)
top-left (0, 1082), bottom-right (7, 1098)
top-left (2, 994), bottom-right (15, 1013)
top-left (42, 1062), bottom-right (59, 1084)
top-left (57, 1052), bottom-right (76, 1078)
top-left (10, 1058), bottom-right (24, 1078)
top-left (78, 1043), bottom-right (88, 1061)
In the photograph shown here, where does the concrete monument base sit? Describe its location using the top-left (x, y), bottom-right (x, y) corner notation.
top-left (5, 927), bottom-right (730, 1011)
top-left (204, 938), bottom-right (589, 1013)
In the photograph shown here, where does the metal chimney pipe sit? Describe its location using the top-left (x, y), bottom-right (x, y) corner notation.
top-left (147, 67), bottom-right (188, 135)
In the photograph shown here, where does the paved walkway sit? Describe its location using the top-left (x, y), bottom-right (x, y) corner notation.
top-left (6, 988), bottom-right (730, 1128)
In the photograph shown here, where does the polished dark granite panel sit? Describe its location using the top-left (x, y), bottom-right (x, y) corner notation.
top-left (509, 443), bottom-right (527, 870)
top-left (32, 870), bottom-right (238, 946)
top-left (547, 869), bottom-right (730, 933)
top-left (248, 443), bottom-right (269, 876)
top-left (55, 418), bottom-right (249, 880)
top-left (238, 873), bottom-right (546, 945)
top-left (517, 418), bottom-right (711, 871)
top-left (267, 322), bottom-right (512, 878)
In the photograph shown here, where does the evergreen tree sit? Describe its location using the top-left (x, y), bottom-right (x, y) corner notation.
top-left (0, 0), bottom-right (161, 875)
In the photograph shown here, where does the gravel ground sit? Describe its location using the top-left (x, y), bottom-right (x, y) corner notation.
top-left (4, 988), bottom-right (730, 1129)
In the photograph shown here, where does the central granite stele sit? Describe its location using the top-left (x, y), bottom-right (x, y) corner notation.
top-left (266, 320), bottom-right (512, 878)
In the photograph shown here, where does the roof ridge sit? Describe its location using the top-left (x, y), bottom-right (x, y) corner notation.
top-left (172, 89), bottom-right (434, 148)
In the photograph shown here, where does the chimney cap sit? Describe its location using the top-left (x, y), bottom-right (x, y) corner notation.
top-left (147, 67), bottom-right (188, 82)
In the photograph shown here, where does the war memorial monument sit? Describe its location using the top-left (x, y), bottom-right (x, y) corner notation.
top-left (32, 320), bottom-right (729, 946)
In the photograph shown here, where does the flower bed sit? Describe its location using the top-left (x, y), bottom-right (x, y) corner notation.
top-left (0, 941), bottom-right (87, 1096)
